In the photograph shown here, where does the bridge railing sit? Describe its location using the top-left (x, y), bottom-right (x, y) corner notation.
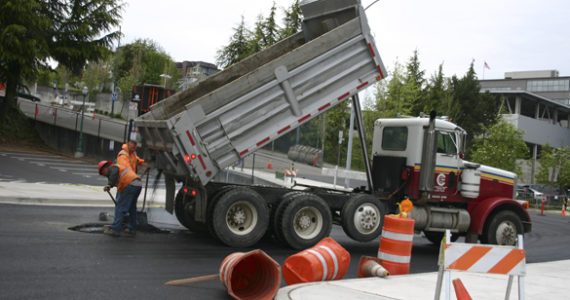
top-left (18, 100), bottom-right (132, 143)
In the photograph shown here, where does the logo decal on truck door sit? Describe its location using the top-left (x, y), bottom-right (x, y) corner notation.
top-left (436, 173), bottom-right (447, 187)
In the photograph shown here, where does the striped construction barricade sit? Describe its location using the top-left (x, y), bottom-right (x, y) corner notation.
top-left (434, 230), bottom-right (526, 300)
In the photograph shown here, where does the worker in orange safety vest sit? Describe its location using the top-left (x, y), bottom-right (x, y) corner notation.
top-left (117, 140), bottom-right (145, 174)
top-left (98, 160), bottom-right (142, 237)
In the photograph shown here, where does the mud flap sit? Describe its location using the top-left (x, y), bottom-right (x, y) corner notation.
top-left (165, 174), bottom-right (176, 214)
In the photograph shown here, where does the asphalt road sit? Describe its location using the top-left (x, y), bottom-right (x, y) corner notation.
top-left (2, 146), bottom-right (570, 299)
top-left (1, 204), bottom-right (569, 300)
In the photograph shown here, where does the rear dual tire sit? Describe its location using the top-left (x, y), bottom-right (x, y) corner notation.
top-left (275, 192), bottom-right (332, 250)
top-left (209, 187), bottom-right (269, 248)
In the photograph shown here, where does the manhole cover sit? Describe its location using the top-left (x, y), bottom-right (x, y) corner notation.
top-left (68, 223), bottom-right (106, 233)
top-left (68, 223), bottom-right (170, 234)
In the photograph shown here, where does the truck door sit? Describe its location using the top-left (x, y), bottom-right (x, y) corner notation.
top-left (432, 130), bottom-right (461, 199)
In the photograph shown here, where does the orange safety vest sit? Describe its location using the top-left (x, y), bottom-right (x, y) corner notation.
top-left (114, 164), bottom-right (141, 193)
top-left (117, 143), bottom-right (144, 173)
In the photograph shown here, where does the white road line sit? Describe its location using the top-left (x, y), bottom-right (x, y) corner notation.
top-left (49, 166), bottom-right (97, 171)
top-left (21, 157), bottom-right (82, 163)
top-left (0, 152), bottom-right (66, 159)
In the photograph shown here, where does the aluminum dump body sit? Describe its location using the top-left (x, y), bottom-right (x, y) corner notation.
top-left (136, 3), bottom-right (386, 186)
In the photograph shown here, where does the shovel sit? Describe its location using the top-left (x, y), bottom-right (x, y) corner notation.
top-left (136, 168), bottom-right (150, 225)
top-left (104, 169), bottom-right (150, 226)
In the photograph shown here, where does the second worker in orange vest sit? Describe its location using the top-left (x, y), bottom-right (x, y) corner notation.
top-left (98, 160), bottom-right (142, 237)
top-left (117, 140), bottom-right (145, 173)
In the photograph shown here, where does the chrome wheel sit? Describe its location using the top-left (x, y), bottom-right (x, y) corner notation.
top-left (495, 220), bottom-right (517, 245)
top-left (352, 203), bottom-right (381, 235)
top-left (293, 206), bottom-right (323, 240)
top-left (225, 201), bottom-right (257, 235)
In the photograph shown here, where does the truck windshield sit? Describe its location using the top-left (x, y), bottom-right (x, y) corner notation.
top-left (437, 131), bottom-right (457, 155)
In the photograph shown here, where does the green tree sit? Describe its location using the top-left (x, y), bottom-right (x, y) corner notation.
top-left (263, 2), bottom-right (279, 47)
top-left (0, 0), bottom-right (123, 116)
top-left (471, 120), bottom-right (529, 176)
top-left (405, 50), bottom-right (427, 116)
top-left (536, 145), bottom-right (570, 188)
top-left (447, 61), bottom-right (499, 154)
top-left (217, 2), bottom-right (300, 70)
top-left (425, 63), bottom-right (451, 115)
top-left (216, 17), bottom-right (251, 69)
top-left (374, 61), bottom-right (411, 117)
top-left (280, 0), bottom-right (302, 38)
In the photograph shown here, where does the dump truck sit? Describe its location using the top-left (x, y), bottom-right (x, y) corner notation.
top-left (136, 0), bottom-right (530, 249)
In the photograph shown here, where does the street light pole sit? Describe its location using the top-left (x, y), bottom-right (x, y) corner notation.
top-left (74, 86), bottom-right (88, 158)
top-left (160, 74), bottom-right (172, 88)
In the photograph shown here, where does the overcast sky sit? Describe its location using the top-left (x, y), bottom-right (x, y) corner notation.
top-left (120, 0), bottom-right (570, 80)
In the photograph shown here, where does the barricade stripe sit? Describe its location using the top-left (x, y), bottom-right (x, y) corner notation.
top-left (381, 230), bottom-right (414, 242)
top-left (447, 246), bottom-right (492, 271)
top-left (487, 249), bottom-right (526, 274)
top-left (308, 249), bottom-right (328, 281)
top-left (444, 243), bottom-right (471, 266)
top-left (378, 251), bottom-right (411, 264)
top-left (319, 245), bottom-right (339, 280)
top-left (466, 247), bottom-right (509, 272)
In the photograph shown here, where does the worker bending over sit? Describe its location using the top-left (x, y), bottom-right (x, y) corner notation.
top-left (98, 160), bottom-right (142, 237)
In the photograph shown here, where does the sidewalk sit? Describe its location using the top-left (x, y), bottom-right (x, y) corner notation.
top-left (0, 181), bottom-right (165, 207)
top-left (276, 259), bottom-right (570, 300)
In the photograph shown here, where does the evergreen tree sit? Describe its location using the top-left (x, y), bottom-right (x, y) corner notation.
top-left (264, 2), bottom-right (279, 47)
top-left (375, 61), bottom-right (411, 117)
top-left (425, 63), bottom-right (450, 115)
top-left (216, 17), bottom-right (251, 68)
top-left (448, 61), bottom-right (499, 153)
top-left (280, 0), bottom-right (302, 39)
top-left (0, 0), bottom-right (123, 116)
top-left (405, 50), bottom-right (427, 116)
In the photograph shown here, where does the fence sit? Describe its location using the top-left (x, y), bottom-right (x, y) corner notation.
top-left (19, 100), bottom-right (133, 143)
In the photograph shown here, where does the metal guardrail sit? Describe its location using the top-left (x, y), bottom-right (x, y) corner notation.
top-left (18, 100), bottom-right (131, 143)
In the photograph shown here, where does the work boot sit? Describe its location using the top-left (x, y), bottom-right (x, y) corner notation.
top-left (103, 226), bottom-right (120, 237)
top-left (121, 228), bottom-right (136, 237)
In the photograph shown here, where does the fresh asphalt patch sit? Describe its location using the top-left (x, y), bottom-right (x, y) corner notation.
top-left (68, 222), bottom-right (170, 234)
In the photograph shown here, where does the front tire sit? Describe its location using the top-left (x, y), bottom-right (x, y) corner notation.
top-left (341, 194), bottom-right (385, 242)
top-left (210, 187), bottom-right (269, 248)
top-left (483, 210), bottom-right (523, 245)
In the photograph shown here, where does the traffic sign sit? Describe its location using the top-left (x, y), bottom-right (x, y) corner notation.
top-left (112, 92), bottom-right (117, 101)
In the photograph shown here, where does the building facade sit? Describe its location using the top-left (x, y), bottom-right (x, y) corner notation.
top-left (176, 61), bottom-right (219, 91)
top-left (479, 70), bottom-right (570, 183)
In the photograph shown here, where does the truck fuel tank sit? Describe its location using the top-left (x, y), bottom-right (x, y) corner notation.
top-left (409, 205), bottom-right (471, 233)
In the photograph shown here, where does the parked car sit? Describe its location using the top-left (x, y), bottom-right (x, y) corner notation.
top-left (0, 84), bottom-right (41, 102)
top-left (529, 184), bottom-right (568, 205)
top-left (517, 184), bottom-right (543, 201)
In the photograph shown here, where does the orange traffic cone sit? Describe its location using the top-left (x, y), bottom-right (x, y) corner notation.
top-left (452, 278), bottom-right (473, 300)
top-left (357, 256), bottom-right (389, 278)
top-left (267, 159), bottom-right (272, 169)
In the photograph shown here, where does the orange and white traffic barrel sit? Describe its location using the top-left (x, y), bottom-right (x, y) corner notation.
top-left (377, 215), bottom-right (415, 275)
top-left (283, 237), bottom-right (350, 285)
top-left (219, 249), bottom-right (281, 300)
